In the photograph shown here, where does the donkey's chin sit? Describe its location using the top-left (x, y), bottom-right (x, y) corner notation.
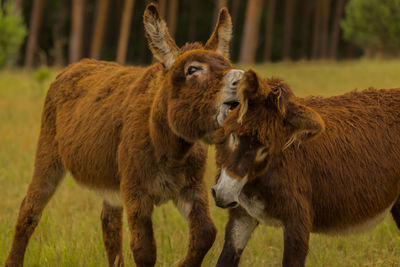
top-left (199, 132), bottom-right (214, 145)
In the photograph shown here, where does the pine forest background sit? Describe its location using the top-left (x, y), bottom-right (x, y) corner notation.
top-left (11, 0), bottom-right (360, 69)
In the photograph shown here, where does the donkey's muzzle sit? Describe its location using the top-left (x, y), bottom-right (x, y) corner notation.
top-left (216, 69), bottom-right (244, 126)
top-left (226, 69), bottom-right (244, 90)
top-left (211, 188), bottom-right (239, 209)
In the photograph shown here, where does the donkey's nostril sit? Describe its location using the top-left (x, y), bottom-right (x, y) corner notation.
top-left (211, 188), bottom-right (217, 200)
top-left (226, 201), bottom-right (238, 208)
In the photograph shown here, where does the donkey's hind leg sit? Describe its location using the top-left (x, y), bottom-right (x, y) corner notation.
top-left (5, 144), bottom-right (65, 266)
top-left (101, 201), bottom-right (124, 267)
top-left (6, 109), bottom-right (65, 266)
top-left (391, 197), bottom-right (400, 229)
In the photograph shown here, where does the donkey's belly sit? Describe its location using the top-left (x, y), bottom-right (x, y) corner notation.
top-left (56, 127), bottom-right (121, 189)
top-left (239, 194), bottom-right (395, 234)
top-left (76, 171), bottom-right (186, 207)
top-left (91, 188), bottom-right (122, 206)
top-left (319, 201), bottom-right (395, 235)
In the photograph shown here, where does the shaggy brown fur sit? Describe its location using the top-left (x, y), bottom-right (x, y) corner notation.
top-left (5, 4), bottom-right (242, 267)
top-left (213, 69), bottom-right (400, 267)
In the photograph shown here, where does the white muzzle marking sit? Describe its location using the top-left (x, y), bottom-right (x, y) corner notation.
top-left (212, 169), bottom-right (247, 208)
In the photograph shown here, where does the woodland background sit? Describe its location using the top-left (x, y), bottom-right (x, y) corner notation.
top-left (7, 0), bottom-right (362, 69)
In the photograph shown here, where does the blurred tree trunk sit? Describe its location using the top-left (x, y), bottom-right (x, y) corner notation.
top-left (329, 0), bottom-right (345, 59)
top-left (90, 0), bottom-right (110, 59)
top-left (231, 0), bottom-right (240, 27)
top-left (52, 0), bottom-right (68, 67)
top-left (239, 0), bottom-right (264, 64)
top-left (282, 0), bottom-right (296, 60)
top-left (25, 0), bottom-right (46, 69)
top-left (346, 42), bottom-right (356, 58)
top-left (158, 0), bottom-right (166, 18)
top-left (299, 0), bottom-right (311, 59)
top-left (218, 0), bottom-right (228, 9)
top-left (11, 0), bottom-right (24, 66)
top-left (15, 0), bottom-right (23, 12)
top-left (320, 0), bottom-right (331, 59)
top-left (188, 0), bottom-right (198, 41)
top-left (70, 0), bottom-right (86, 63)
top-left (116, 0), bottom-right (135, 64)
top-left (167, 0), bottom-right (178, 37)
top-left (263, 0), bottom-right (276, 61)
top-left (311, 0), bottom-right (322, 60)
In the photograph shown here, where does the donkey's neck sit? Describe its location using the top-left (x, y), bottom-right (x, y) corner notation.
top-left (150, 82), bottom-right (193, 163)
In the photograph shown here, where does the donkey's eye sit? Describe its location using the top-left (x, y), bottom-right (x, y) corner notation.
top-left (224, 101), bottom-right (239, 111)
top-left (186, 66), bottom-right (202, 76)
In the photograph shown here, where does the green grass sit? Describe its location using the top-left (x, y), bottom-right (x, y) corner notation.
top-left (1, 60), bottom-right (400, 266)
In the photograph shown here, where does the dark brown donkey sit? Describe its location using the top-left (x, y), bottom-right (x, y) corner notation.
top-left (212, 69), bottom-right (400, 267)
top-left (5, 4), bottom-right (244, 267)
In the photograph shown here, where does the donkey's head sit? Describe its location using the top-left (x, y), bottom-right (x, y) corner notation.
top-left (211, 69), bottom-right (325, 208)
top-left (144, 3), bottom-right (243, 143)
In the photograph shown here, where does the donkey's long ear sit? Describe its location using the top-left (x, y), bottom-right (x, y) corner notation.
top-left (284, 102), bottom-right (325, 149)
top-left (237, 69), bottom-right (264, 123)
top-left (143, 3), bottom-right (179, 68)
top-left (205, 8), bottom-right (232, 58)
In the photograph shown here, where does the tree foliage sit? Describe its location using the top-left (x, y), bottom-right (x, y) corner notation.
top-left (341, 0), bottom-right (400, 57)
top-left (0, 0), bottom-right (27, 67)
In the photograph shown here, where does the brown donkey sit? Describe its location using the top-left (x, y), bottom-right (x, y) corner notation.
top-left (5, 4), bottom-right (244, 267)
top-left (212, 69), bottom-right (400, 267)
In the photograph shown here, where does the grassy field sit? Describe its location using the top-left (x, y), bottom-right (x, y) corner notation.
top-left (1, 60), bottom-right (400, 266)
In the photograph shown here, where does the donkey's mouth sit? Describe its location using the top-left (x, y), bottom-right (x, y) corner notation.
top-left (216, 100), bottom-right (240, 127)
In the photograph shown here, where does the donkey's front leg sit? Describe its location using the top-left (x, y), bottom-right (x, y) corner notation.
top-left (216, 206), bottom-right (258, 267)
top-left (121, 187), bottom-right (156, 267)
top-left (282, 205), bottom-right (312, 267)
top-left (174, 183), bottom-right (217, 267)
